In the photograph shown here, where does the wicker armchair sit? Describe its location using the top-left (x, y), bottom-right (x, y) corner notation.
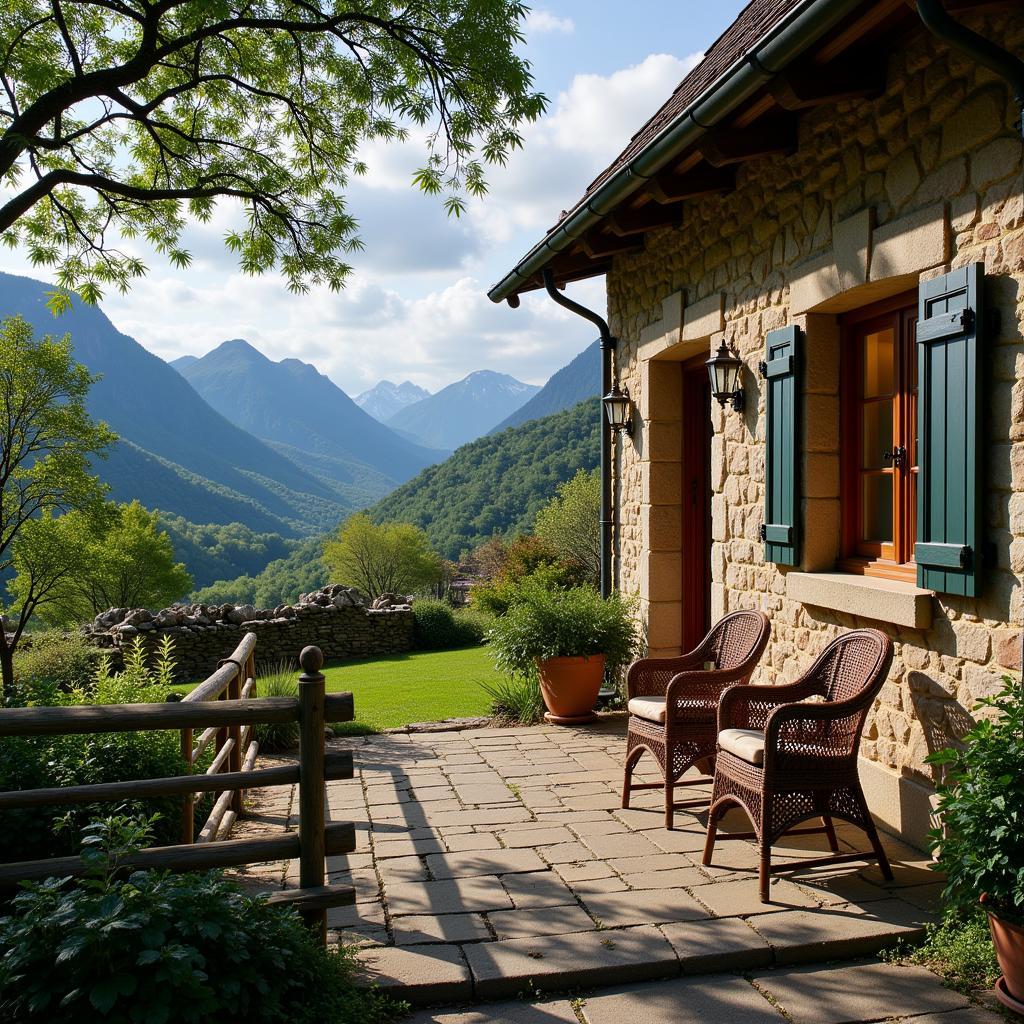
top-left (702, 628), bottom-right (895, 902)
top-left (621, 610), bottom-right (770, 830)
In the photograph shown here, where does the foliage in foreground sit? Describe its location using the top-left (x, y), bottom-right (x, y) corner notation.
top-left (35, 501), bottom-right (192, 625)
top-left (886, 909), bottom-right (1000, 995)
top-left (253, 661), bottom-right (299, 753)
top-left (483, 673), bottom-right (544, 726)
top-left (927, 676), bottom-right (1024, 925)
top-left (534, 468), bottom-right (601, 587)
top-left (0, 816), bottom-right (402, 1024)
top-left (0, 638), bottom-right (204, 862)
top-left (0, 315), bottom-right (114, 693)
top-left (324, 513), bottom-right (443, 600)
top-left (413, 600), bottom-right (490, 651)
top-left (0, 1), bottom-right (545, 302)
top-left (488, 583), bottom-right (640, 679)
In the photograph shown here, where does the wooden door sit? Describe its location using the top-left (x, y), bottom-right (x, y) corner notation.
top-left (681, 359), bottom-right (712, 651)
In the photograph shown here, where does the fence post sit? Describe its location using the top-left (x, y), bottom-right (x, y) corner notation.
top-left (297, 645), bottom-right (327, 943)
top-left (227, 659), bottom-right (243, 815)
top-left (168, 692), bottom-right (194, 844)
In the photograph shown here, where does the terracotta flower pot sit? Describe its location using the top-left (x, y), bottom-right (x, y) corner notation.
top-left (989, 909), bottom-right (1024, 1016)
top-left (536, 654), bottom-right (605, 725)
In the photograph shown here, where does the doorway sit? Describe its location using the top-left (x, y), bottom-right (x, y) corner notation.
top-left (681, 357), bottom-right (712, 651)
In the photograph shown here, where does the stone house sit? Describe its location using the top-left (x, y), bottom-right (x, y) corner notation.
top-left (490, 0), bottom-right (1024, 847)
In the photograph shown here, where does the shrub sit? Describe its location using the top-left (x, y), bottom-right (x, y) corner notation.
top-left (0, 815), bottom-right (402, 1024)
top-left (927, 676), bottom-right (1024, 926)
top-left (11, 630), bottom-right (104, 699)
top-left (472, 562), bottom-right (581, 617)
top-left (482, 673), bottom-right (544, 726)
top-left (487, 583), bottom-right (639, 679)
top-left (254, 660), bottom-right (299, 752)
top-left (0, 638), bottom-right (208, 862)
top-left (413, 599), bottom-right (488, 650)
top-left (887, 908), bottom-right (1000, 995)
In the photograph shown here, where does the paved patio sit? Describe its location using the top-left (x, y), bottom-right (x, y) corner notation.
top-left (239, 716), bottom-right (951, 1007)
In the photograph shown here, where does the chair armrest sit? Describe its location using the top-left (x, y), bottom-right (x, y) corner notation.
top-left (626, 653), bottom-right (705, 699)
top-left (665, 665), bottom-right (754, 711)
top-left (762, 694), bottom-right (870, 765)
top-left (717, 678), bottom-right (824, 732)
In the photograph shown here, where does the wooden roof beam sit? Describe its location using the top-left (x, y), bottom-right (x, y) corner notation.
top-left (770, 54), bottom-right (887, 110)
top-left (579, 229), bottom-right (646, 260)
top-left (695, 117), bottom-right (798, 167)
top-left (605, 202), bottom-right (685, 237)
top-left (646, 164), bottom-right (737, 205)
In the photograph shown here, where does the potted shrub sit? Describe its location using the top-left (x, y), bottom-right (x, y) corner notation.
top-left (927, 677), bottom-right (1024, 1014)
top-left (488, 583), bottom-right (638, 724)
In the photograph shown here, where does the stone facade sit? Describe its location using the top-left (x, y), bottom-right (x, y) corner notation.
top-left (86, 586), bottom-right (414, 682)
top-left (606, 11), bottom-right (1024, 846)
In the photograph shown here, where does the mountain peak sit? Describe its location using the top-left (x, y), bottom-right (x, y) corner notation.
top-left (355, 379), bottom-right (431, 422)
top-left (385, 369), bottom-right (540, 451)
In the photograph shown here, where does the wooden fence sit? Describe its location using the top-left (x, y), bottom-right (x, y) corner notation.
top-left (0, 639), bottom-right (351, 942)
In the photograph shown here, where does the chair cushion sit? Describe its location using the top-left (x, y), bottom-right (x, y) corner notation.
top-left (627, 696), bottom-right (666, 723)
top-left (719, 727), bottom-right (765, 766)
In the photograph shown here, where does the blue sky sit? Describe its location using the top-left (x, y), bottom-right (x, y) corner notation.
top-left (1, 2), bottom-right (748, 395)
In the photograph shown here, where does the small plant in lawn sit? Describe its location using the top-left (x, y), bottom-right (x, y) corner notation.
top-left (483, 673), bottom-right (544, 726)
top-left (0, 814), bottom-right (404, 1024)
top-left (253, 660), bottom-right (300, 752)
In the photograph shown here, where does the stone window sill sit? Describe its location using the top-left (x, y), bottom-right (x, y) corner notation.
top-left (786, 572), bottom-right (934, 630)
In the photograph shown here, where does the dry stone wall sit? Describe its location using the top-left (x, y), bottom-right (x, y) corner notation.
top-left (605, 10), bottom-right (1024, 844)
top-left (85, 585), bottom-right (414, 682)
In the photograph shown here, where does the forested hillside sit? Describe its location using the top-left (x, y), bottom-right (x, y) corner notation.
top-left (159, 516), bottom-right (297, 591)
top-left (369, 398), bottom-right (600, 560)
top-left (489, 341), bottom-right (599, 433)
top-left (191, 536), bottom-right (328, 608)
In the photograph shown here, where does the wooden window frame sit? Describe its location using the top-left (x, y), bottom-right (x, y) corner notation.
top-left (838, 290), bottom-right (918, 584)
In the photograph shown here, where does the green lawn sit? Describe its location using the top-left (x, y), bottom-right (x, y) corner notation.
top-left (322, 645), bottom-right (497, 733)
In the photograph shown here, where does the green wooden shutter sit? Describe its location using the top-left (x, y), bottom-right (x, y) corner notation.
top-left (763, 325), bottom-right (800, 566)
top-left (916, 263), bottom-right (985, 596)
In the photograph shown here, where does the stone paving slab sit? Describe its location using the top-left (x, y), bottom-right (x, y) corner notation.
top-left (244, 719), bottom-right (946, 1005)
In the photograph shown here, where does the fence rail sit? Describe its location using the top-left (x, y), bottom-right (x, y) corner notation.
top-left (0, 639), bottom-right (351, 942)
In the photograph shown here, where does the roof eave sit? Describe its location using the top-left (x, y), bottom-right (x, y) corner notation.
top-left (487, 0), bottom-right (866, 304)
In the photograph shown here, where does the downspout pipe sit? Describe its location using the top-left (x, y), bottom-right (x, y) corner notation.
top-left (917, 0), bottom-right (1024, 136)
top-left (542, 268), bottom-right (615, 599)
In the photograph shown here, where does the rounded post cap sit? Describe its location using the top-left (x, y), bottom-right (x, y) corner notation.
top-left (299, 645), bottom-right (324, 675)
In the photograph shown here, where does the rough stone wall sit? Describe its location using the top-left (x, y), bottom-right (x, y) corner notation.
top-left (87, 587), bottom-right (414, 682)
top-left (606, 11), bottom-right (1024, 841)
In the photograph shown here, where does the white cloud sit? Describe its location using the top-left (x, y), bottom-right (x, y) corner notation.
top-left (524, 10), bottom-right (575, 34)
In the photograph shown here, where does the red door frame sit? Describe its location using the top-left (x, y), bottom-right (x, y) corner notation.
top-left (681, 357), bottom-right (712, 652)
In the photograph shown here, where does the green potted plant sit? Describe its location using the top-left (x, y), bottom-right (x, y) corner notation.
top-left (488, 583), bottom-right (639, 725)
top-left (927, 677), bottom-right (1024, 1014)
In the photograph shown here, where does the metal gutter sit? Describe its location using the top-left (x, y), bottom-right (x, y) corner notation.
top-left (917, 0), bottom-right (1024, 136)
top-left (541, 268), bottom-right (615, 599)
top-left (487, 0), bottom-right (866, 303)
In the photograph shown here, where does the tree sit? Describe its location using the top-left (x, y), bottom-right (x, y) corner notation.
top-left (323, 513), bottom-right (442, 599)
top-left (34, 501), bottom-right (193, 624)
top-left (534, 468), bottom-right (601, 586)
top-left (0, 315), bottom-right (115, 693)
top-left (0, 1), bottom-right (546, 304)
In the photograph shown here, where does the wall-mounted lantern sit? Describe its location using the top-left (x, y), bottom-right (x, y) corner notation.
top-left (602, 382), bottom-right (633, 435)
top-left (706, 341), bottom-right (745, 411)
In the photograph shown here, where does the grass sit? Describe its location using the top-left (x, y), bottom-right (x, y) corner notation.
top-left (321, 645), bottom-right (496, 734)
top-left (180, 645), bottom-right (499, 734)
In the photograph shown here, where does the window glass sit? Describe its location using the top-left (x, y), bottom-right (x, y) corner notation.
top-left (863, 328), bottom-right (895, 398)
top-left (862, 475), bottom-right (894, 544)
top-left (861, 401), bottom-right (893, 470)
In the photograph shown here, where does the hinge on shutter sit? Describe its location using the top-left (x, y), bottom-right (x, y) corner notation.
top-left (960, 308), bottom-right (975, 332)
top-left (759, 523), bottom-right (767, 542)
top-left (758, 360), bottom-right (768, 378)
